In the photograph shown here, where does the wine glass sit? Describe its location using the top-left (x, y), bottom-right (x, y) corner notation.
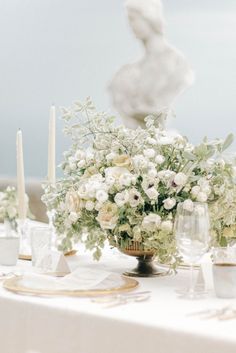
top-left (174, 202), bottom-right (210, 299)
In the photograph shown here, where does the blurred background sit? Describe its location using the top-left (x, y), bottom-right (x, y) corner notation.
top-left (0, 0), bottom-right (236, 179)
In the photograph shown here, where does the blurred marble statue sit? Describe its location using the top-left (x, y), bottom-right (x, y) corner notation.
top-left (109, 0), bottom-right (194, 128)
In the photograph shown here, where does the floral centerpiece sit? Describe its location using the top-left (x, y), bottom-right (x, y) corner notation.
top-left (43, 98), bottom-right (236, 273)
top-left (0, 186), bottom-right (32, 234)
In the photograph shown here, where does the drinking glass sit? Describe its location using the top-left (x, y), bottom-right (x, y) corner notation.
top-left (212, 247), bottom-right (236, 298)
top-left (30, 226), bottom-right (52, 267)
top-left (174, 202), bottom-right (210, 299)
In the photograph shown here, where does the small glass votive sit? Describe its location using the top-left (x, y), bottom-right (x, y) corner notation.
top-left (212, 247), bottom-right (236, 298)
top-left (30, 226), bottom-right (52, 267)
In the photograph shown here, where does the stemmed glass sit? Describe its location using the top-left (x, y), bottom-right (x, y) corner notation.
top-left (174, 202), bottom-right (210, 299)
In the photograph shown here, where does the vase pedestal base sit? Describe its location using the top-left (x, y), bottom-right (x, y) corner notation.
top-left (123, 255), bottom-right (168, 278)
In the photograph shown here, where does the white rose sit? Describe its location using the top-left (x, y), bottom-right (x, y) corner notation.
top-left (85, 200), bottom-right (95, 211)
top-left (119, 173), bottom-right (132, 187)
top-left (96, 190), bottom-right (108, 203)
top-left (174, 172), bottom-right (188, 186)
top-left (77, 160), bottom-right (86, 168)
top-left (105, 167), bottom-right (130, 180)
top-left (196, 192), bottom-right (207, 202)
top-left (145, 187), bottom-right (159, 200)
top-left (114, 190), bottom-right (129, 207)
top-left (191, 185), bottom-right (200, 198)
top-left (143, 149), bottom-right (155, 159)
top-left (183, 199), bottom-right (194, 212)
top-left (163, 198), bottom-right (176, 210)
top-left (142, 213), bottom-right (161, 231)
top-left (96, 202), bottom-right (118, 230)
top-left (155, 155), bottom-right (165, 164)
top-left (129, 189), bottom-right (142, 208)
top-left (161, 220), bottom-right (173, 233)
top-left (132, 155), bottom-right (148, 170)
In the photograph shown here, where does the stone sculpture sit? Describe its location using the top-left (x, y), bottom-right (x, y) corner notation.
top-left (109, 0), bottom-right (194, 128)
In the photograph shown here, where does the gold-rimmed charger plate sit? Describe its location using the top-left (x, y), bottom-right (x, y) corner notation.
top-left (3, 275), bottom-right (139, 297)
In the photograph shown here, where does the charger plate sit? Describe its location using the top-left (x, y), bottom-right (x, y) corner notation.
top-left (3, 275), bottom-right (139, 297)
top-left (18, 250), bottom-right (77, 262)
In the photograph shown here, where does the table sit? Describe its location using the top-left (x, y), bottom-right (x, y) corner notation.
top-left (0, 247), bottom-right (236, 353)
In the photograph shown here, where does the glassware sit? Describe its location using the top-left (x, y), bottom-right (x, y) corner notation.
top-left (212, 247), bottom-right (236, 298)
top-left (174, 202), bottom-right (210, 299)
top-left (30, 226), bottom-right (52, 267)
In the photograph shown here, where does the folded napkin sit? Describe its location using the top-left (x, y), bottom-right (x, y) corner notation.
top-left (18, 268), bottom-right (124, 292)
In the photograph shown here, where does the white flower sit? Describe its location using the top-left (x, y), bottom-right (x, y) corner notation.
top-left (96, 202), bottom-right (118, 230)
top-left (129, 189), bottom-right (142, 208)
top-left (174, 172), bottom-right (188, 186)
top-left (163, 198), bottom-right (176, 210)
top-left (75, 150), bottom-right (85, 160)
top-left (77, 160), bottom-right (86, 168)
top-left (146, 137), bottom-right (157, 145)
top-left (148, 168), bottom-right (157, 178)
top-left (114, 190), bottom-right (129, 207)
top-left (106, 152), bottom-right (116, 162)
top-left (105, 175), bottom-right (116, 187)
top-left (119, 173), bottom-right (132, 187)
top-left (68, 212), bottom-right (79, 224)
top-left (145, 187), bottom-right (159, 200)
top-left (85, 200), bottom-right (95, 211)
top-left (191, 186), bottom-right (200, 198)
top-left (143, 149), bottom-right (155, 159)
top-left (142, 213), bottom-right (161, 231)
top-left (161, 220), bottom-right (173, 232)
top-left (155, 155), bottom-right (165, 164)
top-left (157, 170), bottom-right (176, 186)
top-left (132, 155), bottom-right (148, 170)
top-left (105, 167), bottom-right (130, 180)
top-left (96, 190), bottom-right (108, 203)
top-left (196, 192), bottom-right (208, 202)
top-left (78, 184), bottom-right (90, 199)
top-left (183, 199), bottom-right (194, 212)
top-left (6, 206), bottom-right (17, 219)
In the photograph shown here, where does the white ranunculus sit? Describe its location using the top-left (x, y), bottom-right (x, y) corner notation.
top-left (119, 173), bottom-right (132, 187)
top-left (155, 155), bottom-right (165, 164)
top-left (129, 189), bottom-right (142, 208)
top-left (191, 185), bottom-right (200, 198)
top-left (96, 190), bottom-right (108, 203)
top-left (142, 213), bottom-right (161, 231)
top-left (145, 187), bottom-right (159, 200)
top-left (174, 172), bottom-right (188, 186)
top-left (163, 198), bottom-right (176, 210)
top-left (114, 190), bottom-right (129, 207)
top-left (161, 220), bottom-right (173, 232)
top-left (105, 167), bottom-right (130, 180)
top-left (85, 200), bottom-right (95, 211)
top-left (196, 192), bottom-right (208, 202)
top-left (143, 148), bottom-right (155, 159)
top-left (183, 199), bottom-right (194, 212)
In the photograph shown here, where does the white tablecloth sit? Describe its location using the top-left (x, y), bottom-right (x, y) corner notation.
top-left (0, 247), bottom-right (236, 353)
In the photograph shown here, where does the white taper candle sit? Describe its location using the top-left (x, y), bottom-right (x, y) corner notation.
top-left (48, 105), bottom-right (56, 184)
top-left (16, 129), bottom-right (26, 220)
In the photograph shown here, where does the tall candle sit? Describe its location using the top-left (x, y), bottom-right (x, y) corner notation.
top-left (16, 130), bottom-right (26, 220)
top-left (48, 105), bottom-right (56, 184)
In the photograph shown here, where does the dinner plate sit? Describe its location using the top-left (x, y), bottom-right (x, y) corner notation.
top-left (3, 275), bottom-right (139, 297)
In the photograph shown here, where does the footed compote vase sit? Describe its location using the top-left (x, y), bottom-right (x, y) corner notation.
top-left (119, 241), bottom-right (167, 278)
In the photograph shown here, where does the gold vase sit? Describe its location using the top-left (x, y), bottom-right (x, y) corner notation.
top-left (119, 241), bottom-right (167, 278)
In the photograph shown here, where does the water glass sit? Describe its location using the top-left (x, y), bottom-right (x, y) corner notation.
top-left (174, 202), bottom-right (210, 299)
top-left (212, 247), bottom-right (236, 298)
top-left (30, 226), bottom-right (52, 267)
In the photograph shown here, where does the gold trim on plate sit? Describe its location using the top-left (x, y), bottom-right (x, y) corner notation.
top-left (3, 275), bottom-right (139, 297)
